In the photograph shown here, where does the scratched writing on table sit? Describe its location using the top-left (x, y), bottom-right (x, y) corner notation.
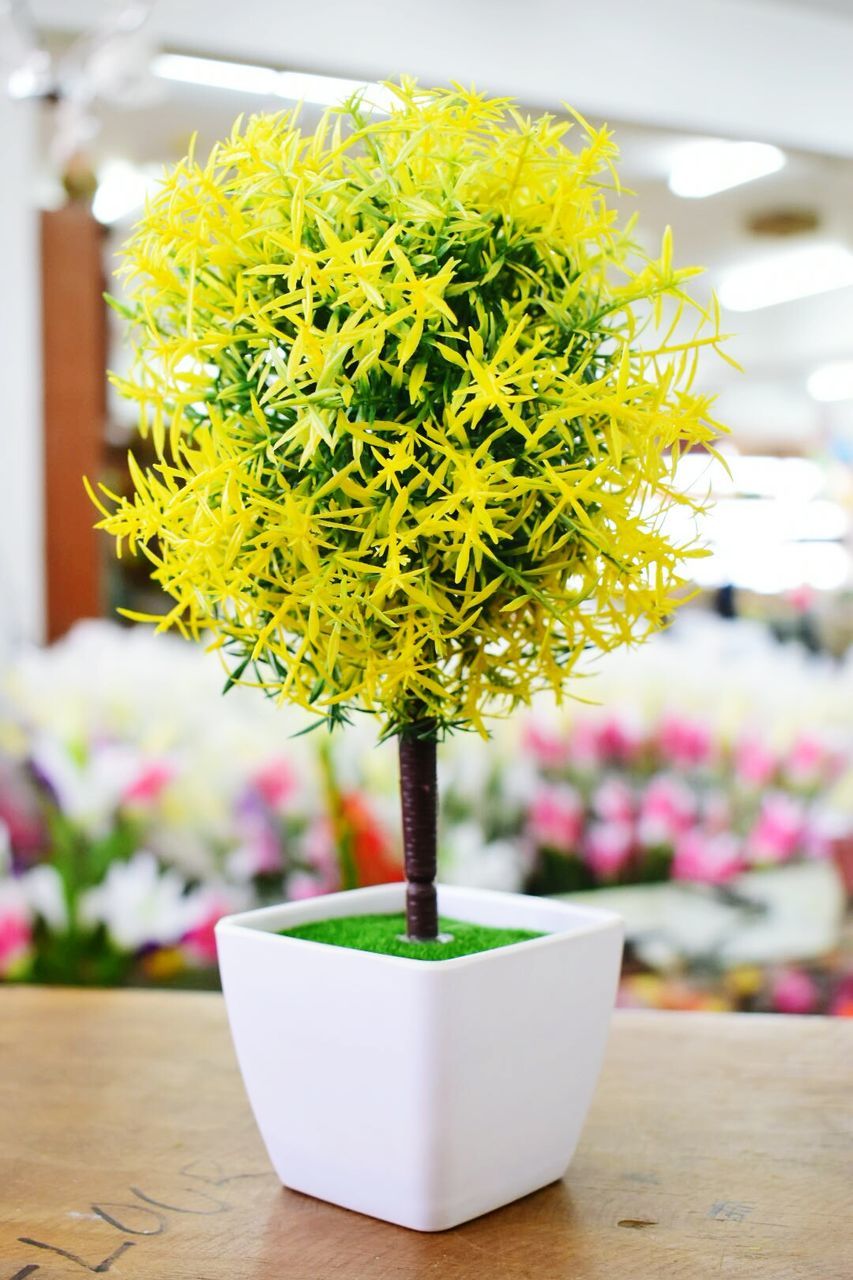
top-left (9, 1159), bottom-right (271, 1278)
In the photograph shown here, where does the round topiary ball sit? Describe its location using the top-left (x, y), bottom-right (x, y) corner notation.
top-left (92, 80), bottom-right (726, 736)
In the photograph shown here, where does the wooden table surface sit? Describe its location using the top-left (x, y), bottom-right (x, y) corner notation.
top-left (1, 989), bottom-right (850, 1280)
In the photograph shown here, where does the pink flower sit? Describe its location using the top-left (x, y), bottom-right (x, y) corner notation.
top-left (658, 714), bottom-right (713, 769)
top-left (672, 828), bottom-right (742, 884)
top-left (747, 792), bottom-right (805, 864)
top-left (287, 871), bottom-right (328, 901)
top-left (528, 785), bottom-right (583, 854)
top-left (735, 737), bottom-right (777, 789)
top-left (701, 788), bottom-right (731, 834)
top-left (786, 585), bottom-right (815, 614)
top-left (785, 736), bottom-right (824, 783)
top-left (0, 763), bottom-right (45, 862)
top-left (123, 760), bottom-right (175, 806)
top-left (596, 716), bottom-right (643, 765)
top-left (229, 809), bottom-right (282, 878)
top-left (582, 821), bottom-right (633, 881)
top-left (564, 720), bottom-right (603, 771)
top-left (183, 887), bottom-right (249, 964)
top-left (523, 721), bottom-right (570, 770)
top-left (592, 776), bottom-right (634, 824)
top-left (798, 809), bottom-right (834, 862)
top-left (183, 903), bottom-right (228, 964)
top-left (770, 968), bottom-right (818, 1015)
top-left (784, 735), bottom-right (843, 789)
top-left (302, 817), bottom-right (342, 884)
top-left (0, 889), bottom-right (32, 977)
top-left (251, 758), bottom-right (297, 811)
top-left (637, 774), bottom-right (696, 847)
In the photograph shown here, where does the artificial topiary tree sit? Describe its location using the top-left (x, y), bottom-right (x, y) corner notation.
top-left (90, 81), bottom-right (726, 942)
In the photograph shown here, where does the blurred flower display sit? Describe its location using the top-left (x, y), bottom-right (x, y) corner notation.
top-left (439, 613), bottom-right (852, 894)
top-left (0, 622), bottom-right (397, 985)
top-left (1, 615), bottom-right (852, 1006)
top-left (619, 958), bottom-right (853, 1017)
top-left (491, 707), bottom-right (843, 895)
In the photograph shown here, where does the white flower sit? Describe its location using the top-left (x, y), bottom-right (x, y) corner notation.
top-left (22, 864), bottom-right (67, 930)
top-left (79, 851), bottom-right (191, 952)
top-left (29, 737), bottom-right (141, 840)
top-left (224, 842), bottom-right (264, 884)
top-left (440, 821), bottom-right (526, 893)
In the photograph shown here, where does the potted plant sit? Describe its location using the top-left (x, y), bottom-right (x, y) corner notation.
top-left (90, 80), bottom-right (725, 1230)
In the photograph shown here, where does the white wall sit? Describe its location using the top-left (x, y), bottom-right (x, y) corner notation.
top-left (0, 97), bottom-right (43, 646)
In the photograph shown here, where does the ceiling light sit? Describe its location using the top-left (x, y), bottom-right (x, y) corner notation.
top-left (718, 243), bottom-right (853, 312)
top-left (668, 140), bottom-right (785, 199)
top-left (152, 54), bottom-right (279, 95)
top-left (807, 360), bottom-right (853, 403)
top-left (92, 160), bottom-right (159, 225)
top-left (151, 53), bottom-right (394, 111)
top-left (277, 72), bottom-right (396, 111)
top-left (7, 49), bottom-right (52, 100)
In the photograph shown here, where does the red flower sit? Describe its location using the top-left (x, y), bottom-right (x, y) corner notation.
top-left (340, 794), bottom-right (403, 886)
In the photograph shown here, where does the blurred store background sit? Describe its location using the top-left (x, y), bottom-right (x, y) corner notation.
top-left (3, 0), bottom-right (853, 1012)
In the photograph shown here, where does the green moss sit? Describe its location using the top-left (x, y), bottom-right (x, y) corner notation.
top-left (278, 912), bottom-right (544, 961)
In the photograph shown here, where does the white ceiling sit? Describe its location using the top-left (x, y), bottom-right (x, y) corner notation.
top-left (755, 0), bottom-right (853, 15)
top-left (30, 0), bottom-right (853, 153)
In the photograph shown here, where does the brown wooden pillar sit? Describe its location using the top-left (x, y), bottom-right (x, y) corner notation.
top-left (40, 204), bottom-right (106, 642)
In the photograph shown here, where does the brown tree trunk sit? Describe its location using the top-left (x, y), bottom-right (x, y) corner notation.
top-left (398, 721), bottom-right (439, 941)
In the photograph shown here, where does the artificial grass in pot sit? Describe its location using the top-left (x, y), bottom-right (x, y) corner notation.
top-left (279, 913), bottom-right (545, 961)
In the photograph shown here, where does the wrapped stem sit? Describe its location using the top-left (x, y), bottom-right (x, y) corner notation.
top-left (398, 721), bottom-right (439, 941)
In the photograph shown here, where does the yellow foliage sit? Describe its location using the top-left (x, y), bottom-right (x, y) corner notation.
top-left (92, 80), bottom-right (727, 736)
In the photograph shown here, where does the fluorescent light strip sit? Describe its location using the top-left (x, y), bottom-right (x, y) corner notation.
top-left (718, 243), bottom-right (853, 312)
top-left (808, 360), bottom-right (853, 403)
top-left (278, 72), bottom-right (395, 111)
top-left (151, 53), bottom-right (394, 111)
top-left (669, 139), bottom-right (785, 199)
top-left (152, 54), bottom-right (280, 95)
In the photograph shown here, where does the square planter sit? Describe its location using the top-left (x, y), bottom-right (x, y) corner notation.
top-left (215, 883), bottom-right (622, 1231)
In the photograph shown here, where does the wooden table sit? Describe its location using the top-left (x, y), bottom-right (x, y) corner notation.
top-left (1, 989), bottom-right (850, 1279)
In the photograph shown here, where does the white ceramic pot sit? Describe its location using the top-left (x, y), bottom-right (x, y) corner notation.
top-left (215, 882), bottom-right (622, 1231)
